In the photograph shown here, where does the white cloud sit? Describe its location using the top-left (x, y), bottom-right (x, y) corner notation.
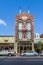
top-left (0, 19), bottom-right (7, 26)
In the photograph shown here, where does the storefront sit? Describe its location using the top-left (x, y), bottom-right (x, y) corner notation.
top-left (0, 36), bottom-right (15, 51)
top-left (17, 42), bottom-right (32, 53)
top-left (0, 43), bottom-right (14, 50)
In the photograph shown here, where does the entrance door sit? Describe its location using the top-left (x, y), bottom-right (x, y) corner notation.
top-left (20, 46), bottom-right (26, 53)
top-left (20, 46), bottom-right (23, 53)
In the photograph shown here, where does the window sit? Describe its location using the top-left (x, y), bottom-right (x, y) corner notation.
top-left (27, 43), bottom-right (29, 46)
top-left (18, 32), bottom-right (22, 40)
top-left (23, 43), bottom-right (26, 45)
top-left (30, 43), bottom-right (32, 46)
top-left (27, 32), bottom-right (31, 40)
top-left (26, 22), bottom-right (31, 30)
top-left (18, 23), bottom-right (23, 30)
top-left (29, 46), bottom-right (32, 50)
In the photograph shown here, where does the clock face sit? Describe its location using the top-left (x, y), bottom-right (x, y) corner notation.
top-left (18, 23), bottom-right (23, 30)
top-left (26, 22), bottom-right (31, 30)
top-left (19, 32), bottom-right (22, 40)
top-left (27, 32), bottom-right (31, 40)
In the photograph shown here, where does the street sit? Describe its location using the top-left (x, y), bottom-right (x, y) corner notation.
top-left (0, 56), bottom-right (43, 65)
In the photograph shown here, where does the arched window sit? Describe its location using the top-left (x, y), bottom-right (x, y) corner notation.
top-left (26, 20), bottom-right (31, 31)
top-left (27, 32), bottom-right (31, 40)
top-left (18, 32), bottom-right (22, 40)
top-left (18, 23), bottom-right (23, 30)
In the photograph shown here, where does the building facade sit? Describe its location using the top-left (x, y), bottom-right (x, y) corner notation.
top-left (15, 12), bottom-right (34, 53)
top-left (0, 36), bottom-right (43, 53)
top-left (0, 36), bottom-right (15, 50)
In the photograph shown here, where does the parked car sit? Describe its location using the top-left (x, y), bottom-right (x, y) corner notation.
top-left (21, 51), bottom-right (38, 56)
top-left (40, 51), bottom-right (43, 56)
top-left (0, 50), bottom-right (15, 56)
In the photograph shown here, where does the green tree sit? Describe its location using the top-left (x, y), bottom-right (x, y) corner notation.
top-left (36, 41), bottom-right (42, 54)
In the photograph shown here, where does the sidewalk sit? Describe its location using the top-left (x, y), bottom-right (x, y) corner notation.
top-left (15, 55), bottom-right (43, 58)
top-left (0, 55), bottom-right (43, 58)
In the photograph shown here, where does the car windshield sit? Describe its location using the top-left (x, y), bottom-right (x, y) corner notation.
top-left (25, 51), bottom-right (33, 53)
top-left (0, 50), bottom-right (8, 52)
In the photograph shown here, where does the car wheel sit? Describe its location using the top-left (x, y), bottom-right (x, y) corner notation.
top-left (8, 53), bottom-right (11, 56)
top-left (23, 54), bottom-right (26, 56)
top-left (34, 54), bottom-right (37, 56)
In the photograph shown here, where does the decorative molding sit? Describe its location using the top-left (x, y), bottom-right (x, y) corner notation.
top-left (22, 16), bottom-right (27, 20)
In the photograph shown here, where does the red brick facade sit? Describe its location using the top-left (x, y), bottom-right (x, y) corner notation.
top-left (40, 34), bottom-right (43, 38)
top-left (16, 13), bottom-right (34, 21)
top-left (15, 13), bottom-right (34, 42)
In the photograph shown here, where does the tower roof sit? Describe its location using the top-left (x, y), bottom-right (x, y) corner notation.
top-left (16, 13), bottom-right (34, 22)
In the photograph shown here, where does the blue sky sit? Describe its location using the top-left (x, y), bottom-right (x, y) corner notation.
top-left (0, 0), bottom-right (43, 36)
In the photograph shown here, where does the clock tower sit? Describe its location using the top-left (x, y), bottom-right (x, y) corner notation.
top-left (15, 11), bottom-right (34, 53)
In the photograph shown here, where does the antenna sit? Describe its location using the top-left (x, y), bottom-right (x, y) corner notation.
top-left (28, 7), bottom-right (30, 14)
top-left (28, 10), bottom-right (30, 14)
top-left (19, 7), bottom-right (22, 14)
